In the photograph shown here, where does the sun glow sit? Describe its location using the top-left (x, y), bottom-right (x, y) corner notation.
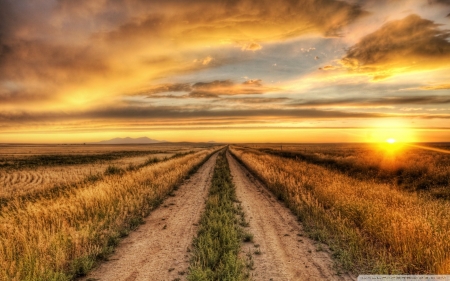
top-left (365, 120), bottom-right (418, 144)
top-left (386, 138), bottom-right (396, 144)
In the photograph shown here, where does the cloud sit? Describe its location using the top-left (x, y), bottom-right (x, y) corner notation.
top-left (0, 86), bottom-right (55, 105)
top-left (190, 79), bottom-right (273, 97)
top-left (5, 0), bottom-right (450, 138)
top-left (242, 79), bottom-right (263, 86)
top-left (202, 56), bottom-right (213, 65)
top-left (192, 80), bottom-right (234, 90)
top-left (188, 91), bottom-right (221, 98)
top-left (140, 83), bottom-right (192, 95)
top-left (218, 97), bottom-right (291, 104)
top-left (429, 0), bottom-right (450, 5)
top-left (0, 39), bottom-right (110, 82)
top-left (0, 105), bottom-right (388, 125)
top-left (241, 43), bottom-right (262, 51)
top-left (340, 14), bottom-right (450, 79)
top-left (290, 95), bottom-right (450, 108)
top-left (138, 79), bottom-right (278, 98)
top-left (319, 65), bottom-right (337, 70)
top-left (4, 103), bottom-right (450, 134)
top-left (0, 0), bottom-right (366, 110)
top-left (420, 84), bottom-right (450, 90)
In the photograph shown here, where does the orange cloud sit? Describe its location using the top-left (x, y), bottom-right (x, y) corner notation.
top-left (0, 0), bottom-right (366, 111)
top-left (139, 79), bottom-right (279, 98)
top-left (319, 65), bottom-right (337, 70)
top-left (202, 56), bottom-right (213, 65)
top-left (241, 43), bottom-right (262, 51)
top-left (340, 14), bottom-right (450, 79)
top-left (420, 84), bottom-right (450, 90)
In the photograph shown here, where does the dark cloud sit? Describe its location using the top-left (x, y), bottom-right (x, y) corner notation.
top-left (143, 94), bottom-right (186, 99)
top-left (104, 14), bottom-right (167, 42)
top-left (189, 83), bottom-right (270, 97)
top-left (188, 91), bottom-right (220, 98)
top-left (0, 40), bottom-right (109, 83)
top-left (0, 106), bottom-right (388, 124)
top-left (341, 14), bottom-right (450, 78)
top-left (139, 79), bottom-right (276, 98)
top-left (242, 79), bottom-right (263, 87)
top-left (0, 0), bottom-right (15, 65)
top-left (192, 80), bottom-right (234, 90)
top-left (319, 65), bottom-right (337, 70)
top-left (218, 97), bottom-right (291, 104)
top-left (0, 0), bottom-right (16, 38)
top-left (429, 0), bottom-right (450, 5)
top-left (290, 95), bottom-right (450, 107)
top-left (102, 0), bottom-right (366, 43)
top-left (83, 107), bottom-right (387, 120)
top-left (142, 83), bottom-right (191, 95)
top-left (4, 104), bottom-right (450, 131)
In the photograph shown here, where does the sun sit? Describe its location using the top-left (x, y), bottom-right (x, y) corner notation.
top-left (386, 138), bottom-right (396, 144)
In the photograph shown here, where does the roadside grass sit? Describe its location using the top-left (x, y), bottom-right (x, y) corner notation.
top-left (188, 150), bottom-right (251, 281)
top-left (0, 148), bottom-right (220, 281)
top-left (230, 146), bottom-right (450, 275)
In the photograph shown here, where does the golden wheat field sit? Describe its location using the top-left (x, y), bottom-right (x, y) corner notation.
top-left (0, 144), bottom-right (205, 199)
top-left (230, 143), bottom-right (450, 274)
top-left (2, 142), bottom-right (450, 280)
top-left (0, 143), bottom-right (218, 281)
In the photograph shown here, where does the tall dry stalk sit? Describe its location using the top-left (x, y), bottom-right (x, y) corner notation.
top-left (0, 148), bottom-right (216, 281)
top-left (230, 146), bottom-right (450, 274)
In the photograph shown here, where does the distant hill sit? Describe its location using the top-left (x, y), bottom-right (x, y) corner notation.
top-left (93, 137), bottom-right (166, 144)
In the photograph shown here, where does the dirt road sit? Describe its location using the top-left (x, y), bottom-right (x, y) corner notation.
top-left (227, 153), bottom-right (355, 281)
top-left (81, 153), bottom-right (218, 281)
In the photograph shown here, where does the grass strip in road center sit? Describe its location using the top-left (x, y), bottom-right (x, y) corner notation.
top-left (188, 149), bottom-right (249, 281)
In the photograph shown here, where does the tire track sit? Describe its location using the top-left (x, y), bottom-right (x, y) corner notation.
top-left (227, 152), bottom-right (355, 281)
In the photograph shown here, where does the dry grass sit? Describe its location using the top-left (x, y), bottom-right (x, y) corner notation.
top-left (249, 143), bottom-right (450, 198)
top-left (0, 148), bottom-right (217, 281)
top-left (0, 143), bottom-right (207, 157)
top-left (0, 153), bottom-right (174, 199)
top-left (230, 146), bottom-right (450, 274)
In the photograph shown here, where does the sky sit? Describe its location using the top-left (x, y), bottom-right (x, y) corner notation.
top-left (1, 0), bottom-right (450, 143)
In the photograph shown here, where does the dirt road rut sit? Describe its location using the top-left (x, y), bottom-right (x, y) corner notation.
top-left (81, 153), bottom-right (218, 281)
top-left (227, 152), bottom-right (355, 281)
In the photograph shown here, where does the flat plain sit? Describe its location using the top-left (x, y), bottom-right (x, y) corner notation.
top-left (1, 142), bottom-right (449, 280)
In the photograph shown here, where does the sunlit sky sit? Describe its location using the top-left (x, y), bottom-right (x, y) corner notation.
top-left (1, 0), bottom-right (450, 143)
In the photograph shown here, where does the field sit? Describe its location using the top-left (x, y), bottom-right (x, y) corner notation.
top-left (0, 144), bottom-right (205, 199)
top-left (250, 143), bottom-right (450, 199)
top-left (1, 142), bottom-right (449, 280)
top-left (0, 143), bottom-right (217, 280)
top-left (230, 143), bottom-right (450, 274)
